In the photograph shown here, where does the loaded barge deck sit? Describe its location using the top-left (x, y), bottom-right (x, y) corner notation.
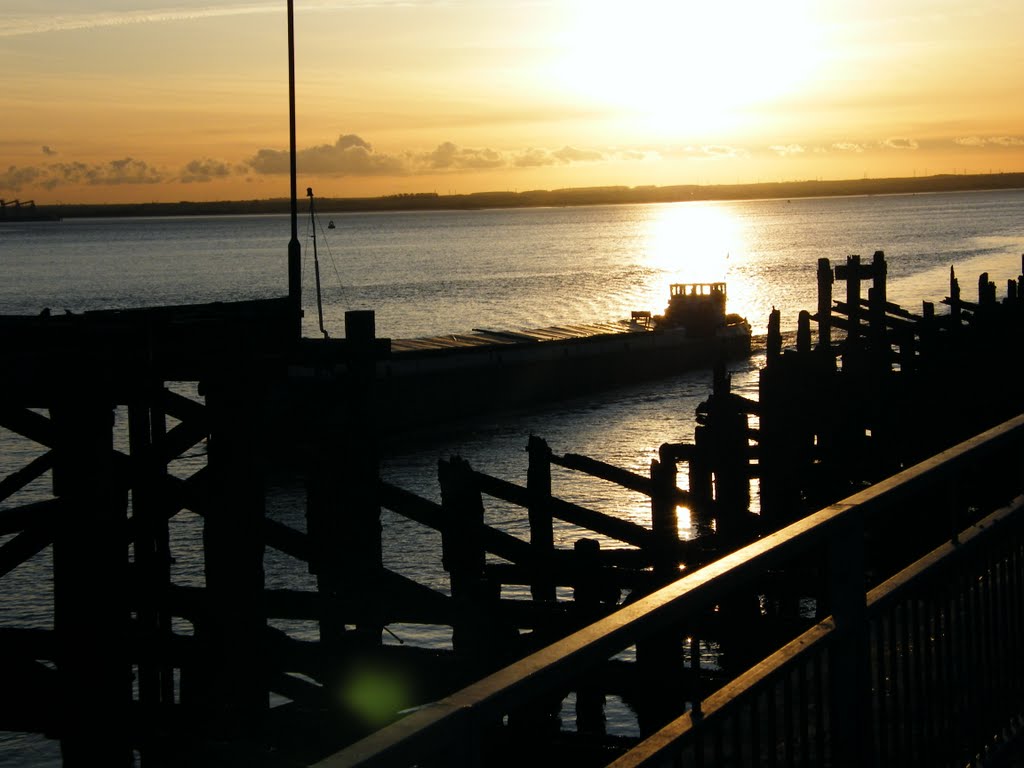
top-left (299, 282), bottom-right (752, 431)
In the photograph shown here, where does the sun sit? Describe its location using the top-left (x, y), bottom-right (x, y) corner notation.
top-left (554, 0), bottom-right (822, 138)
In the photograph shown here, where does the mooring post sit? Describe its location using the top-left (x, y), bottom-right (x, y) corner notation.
top-left (51, 397), bottom-right (131, 764)
top-left (950, 266), bottom-right (962, 327)
top-left (846, 254), bottom-right (862, 338)
top-left (573, 538), bottom-right (607, 737)
top-left (650, 455), bottom-right (679, 582)
top-left (979, 272), bottom-right (997, 307)
top-left (197, 371), bottom-right (268, 739)
top-left (339, 310), bottom-right (385, 647)
top-left (526, 434), bottom-right (556, 602)
top-left (766, 307), bottom-right (782, 367)
top-left (817, 258), bottom-right (833, 350)
top-left (872, 250), bottom-right (887, 305)
top-left (703, 365), bottom-right (751, 543)
top-left (797, 309), bottom-right (812, 354)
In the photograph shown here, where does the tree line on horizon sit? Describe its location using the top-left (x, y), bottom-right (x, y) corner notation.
top-left (30, 171), bottom-right (1024, 219)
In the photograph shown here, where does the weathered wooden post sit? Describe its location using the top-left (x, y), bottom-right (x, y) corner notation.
top-left (872, 250), bottom-right (887, 304)
top-left (845, 254), bottom-right (862, 339)
top-left (526, 434), bottom-right (555, 602)
top-left (572, 537), bottom-right (607, 737)
top-left (337, 310), bottom-right (384, 647)
top-left (438, 456), bottom-right (487, 659)
top-left (196, 370), bottom-right (268, 739)
top-left (950, 266), bottom-right (962, 327)
top-left (797, 309), bottom-right (812, 354)
top-left (817, 257), bottom-right (833, 351)
top-left (766, 307), bottom-right (782, 366)
top-left (979, 271), bottom-right (997, 307)
top-left (695, 364), bottom-right (755, 541)
top-left (51, 397), bottom-right (131, 764)
top-left (650, 453), bottom-right (679, 583)
top-left (306, 434), bottom-right (351, 681)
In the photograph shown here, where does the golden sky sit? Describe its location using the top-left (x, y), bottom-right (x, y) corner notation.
top-left (3, 0), bottom-right (1024, 204)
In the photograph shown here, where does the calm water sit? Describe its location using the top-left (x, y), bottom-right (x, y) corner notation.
top-left (2, 189), bottom-right (1023, 762)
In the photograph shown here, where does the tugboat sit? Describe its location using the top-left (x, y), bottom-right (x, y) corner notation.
top-left (655, 282), bottom-right (746, 335)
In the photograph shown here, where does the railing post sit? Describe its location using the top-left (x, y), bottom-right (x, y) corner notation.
top-left (827, 510), bottom-right (870, 767)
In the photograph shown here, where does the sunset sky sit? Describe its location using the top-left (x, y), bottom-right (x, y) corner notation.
top-left (3, 0), bottom-right (1024, 205)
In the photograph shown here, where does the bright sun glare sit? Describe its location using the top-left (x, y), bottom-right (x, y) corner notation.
top-left (556, 1), bottom-right (820, 137)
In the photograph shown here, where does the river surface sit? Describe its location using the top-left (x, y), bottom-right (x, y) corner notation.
top-left (2, 189), bottom-right (1023, 763)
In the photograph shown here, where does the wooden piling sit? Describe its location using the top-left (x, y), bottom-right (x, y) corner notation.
top-left (51, 397), bottom-right (131, 765)
top-left (817, 257), bottom-right (833, 350)
top-left (438, 456), bottom-right (487, 658)
top-left (845, 254), bottom-right (862, 337)
top-left (526, 435), bottom-right (556, 602)
top-left (196, 373), bottom-right (268, 738)
top-left (649, 455), bottom-right (679, 582)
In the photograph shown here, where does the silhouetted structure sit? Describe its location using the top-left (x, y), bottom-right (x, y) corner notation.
top-left (1, 253), bottom-right (1023, 765)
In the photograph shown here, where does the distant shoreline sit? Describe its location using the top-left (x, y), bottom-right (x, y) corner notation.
top-left (17, 172), bottom-right (1024, 220)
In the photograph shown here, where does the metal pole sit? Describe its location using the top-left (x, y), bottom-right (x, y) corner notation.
top-left (287, 0), bottom-right (302, 337)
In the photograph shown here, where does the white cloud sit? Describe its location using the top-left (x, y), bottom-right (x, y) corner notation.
top-left (249, 134), bottom-right (407, 176)
top-left (882, 137), bottom-right (919, 150)
top-left (955, 135), bottom-right (1024, 148)
top-left (769, 144), bottom-right (805, 157)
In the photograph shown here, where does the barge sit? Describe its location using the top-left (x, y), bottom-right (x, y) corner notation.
top-left (367, 282), bottom-right (751, 430)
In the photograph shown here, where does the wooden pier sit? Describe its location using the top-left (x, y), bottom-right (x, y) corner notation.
top-left (2, 253), bottom-right (1023, 765)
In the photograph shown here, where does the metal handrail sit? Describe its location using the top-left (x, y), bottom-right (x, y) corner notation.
top-left (315, 413), bottom-right (1024, 768)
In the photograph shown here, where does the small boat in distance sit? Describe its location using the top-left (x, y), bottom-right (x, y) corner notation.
top-left (327, 220), bottom-right (336, 229)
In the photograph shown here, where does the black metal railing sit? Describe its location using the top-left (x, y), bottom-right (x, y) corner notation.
top-left (316, 413), bottom-right (1024, 768)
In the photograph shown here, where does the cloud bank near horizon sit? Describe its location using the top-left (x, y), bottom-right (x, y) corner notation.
top-left (3, 132), bottom-right (1023, 195)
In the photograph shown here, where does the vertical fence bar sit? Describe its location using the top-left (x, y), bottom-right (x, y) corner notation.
top-left (827, 510), bottom-right (869, 768)
top-left (872, 615), bottom-right (889, 766)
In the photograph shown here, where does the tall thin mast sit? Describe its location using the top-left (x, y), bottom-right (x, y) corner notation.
top-left (286, 0), bottom-right (302, 336)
